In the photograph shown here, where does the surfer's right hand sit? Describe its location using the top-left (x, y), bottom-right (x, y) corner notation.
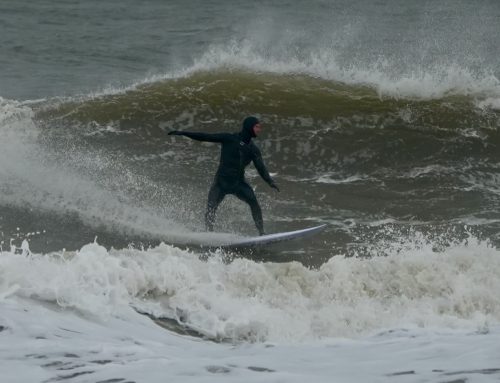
top-left (168, 130), bottom-right (182, 136)
top-left (270, 182), bottom-right (280, 192)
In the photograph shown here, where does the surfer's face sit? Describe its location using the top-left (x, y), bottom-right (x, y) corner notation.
top-left (253, 123), bottom-right (262, 136)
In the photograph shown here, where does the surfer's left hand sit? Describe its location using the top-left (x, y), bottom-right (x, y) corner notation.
top-left (270, 182), bottom-right (280, 192)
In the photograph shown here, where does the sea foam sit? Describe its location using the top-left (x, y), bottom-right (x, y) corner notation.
top-left (1, 233), bottom-right (499, 343)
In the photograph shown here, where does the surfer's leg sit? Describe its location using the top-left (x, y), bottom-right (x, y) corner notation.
top-left (205, 183), bottom-right (225, 231)
top-left (235, 182), bottom-right (264, 235)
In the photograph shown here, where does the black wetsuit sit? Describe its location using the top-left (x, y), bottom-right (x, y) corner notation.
top-left (169, 124), bottom-right (277, 235)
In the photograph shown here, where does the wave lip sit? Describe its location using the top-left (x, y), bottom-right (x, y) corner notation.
top-left (55, 38), bottom-right (500, 105)
top-left (178, 39), bottom-right (500, 101)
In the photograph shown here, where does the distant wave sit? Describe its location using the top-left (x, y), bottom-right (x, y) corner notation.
top-left (184, 40), bottom-right (500, 101)
top-left (41, 36), bottom-right (500, 109)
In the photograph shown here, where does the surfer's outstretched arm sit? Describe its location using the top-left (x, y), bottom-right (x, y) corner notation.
top-left (253, 147), bottom-right (280, 192)
top-left (168, 130), bottom-right (230, 143)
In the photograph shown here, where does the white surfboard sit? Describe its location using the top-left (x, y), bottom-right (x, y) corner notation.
top-left (219, 224), bottom-right (327, 249)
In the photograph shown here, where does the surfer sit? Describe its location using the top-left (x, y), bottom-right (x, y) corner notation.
top-left (168, 116), bottom-right (279, 235)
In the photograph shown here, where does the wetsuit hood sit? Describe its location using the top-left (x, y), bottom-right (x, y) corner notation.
top-left (240, 116), bottom-right (259, 143)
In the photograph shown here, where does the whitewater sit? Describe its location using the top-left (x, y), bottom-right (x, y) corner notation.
top-left (2, 233), bottom-right (500, 382)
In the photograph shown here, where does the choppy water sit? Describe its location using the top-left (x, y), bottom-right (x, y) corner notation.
top-left (1, 1), bottom-right (500, 382)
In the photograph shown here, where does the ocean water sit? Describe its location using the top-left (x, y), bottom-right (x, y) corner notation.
top-left (1, 0), bottom-right (500, 382)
